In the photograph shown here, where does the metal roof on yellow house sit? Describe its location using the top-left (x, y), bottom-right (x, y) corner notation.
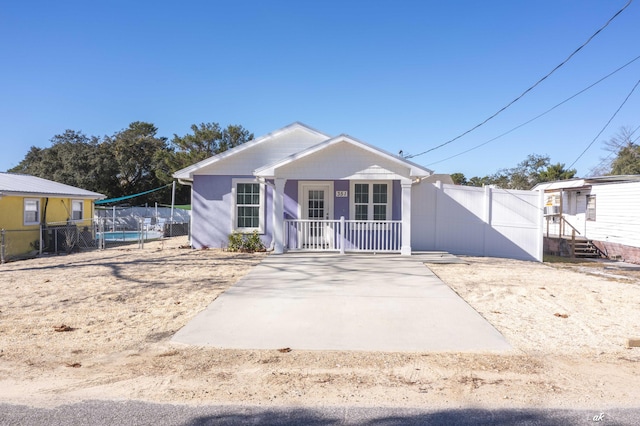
top-left (0, 172), bottom-right (104, 199)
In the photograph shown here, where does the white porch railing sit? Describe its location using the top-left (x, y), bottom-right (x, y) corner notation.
top-left (284, 217), bottom-right (402, 253)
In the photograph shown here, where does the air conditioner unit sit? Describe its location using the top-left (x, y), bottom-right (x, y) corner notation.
top-left (544, 205), bottom-right (559, 215)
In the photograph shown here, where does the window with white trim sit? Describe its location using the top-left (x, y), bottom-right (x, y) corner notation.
top-left (72, 200), bottom-right (83, 221)
top-left (586, 195), bottom-right (596, 221)
top-left (24, 198), bottom-right (40, 225)
top-left (354, 183), bottom-right (369, 220)
top-left (352, 182), bottom-right (391, 221)
top-left (232, 179), bottom-right (265, 232)
top-left (372, 183), bottom-right (388, 220)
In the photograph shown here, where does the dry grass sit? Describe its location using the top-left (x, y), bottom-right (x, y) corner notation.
top-left (1, 242), bottom-right (639, 409)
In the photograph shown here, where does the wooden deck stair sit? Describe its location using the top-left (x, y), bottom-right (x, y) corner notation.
top-left (544, 234), bottom-right (606, 260)
top-left (572, 238), bottom-right (604, 259)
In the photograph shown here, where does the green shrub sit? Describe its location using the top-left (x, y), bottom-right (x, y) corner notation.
top-left (244, 230), bottom-right (265, 252)
top-left (228, 232), bottom-right (244, 251)
top-left (227, 230), bottom-right (265, 253)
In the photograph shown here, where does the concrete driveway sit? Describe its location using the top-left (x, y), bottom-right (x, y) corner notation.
top-left (171, 253), bottom-right (511, 352)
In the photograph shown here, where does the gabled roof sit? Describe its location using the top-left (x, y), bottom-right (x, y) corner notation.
top-left (0, 172), bottom-right (104, 199)
top-left (254, 134), bottom-right (433, 178)
top-left (173, 122), bottom-right (331, 180)
top-left (533, 175), bottom-right (640, 191)
top-left (173, 122), bottom-right (435, 181)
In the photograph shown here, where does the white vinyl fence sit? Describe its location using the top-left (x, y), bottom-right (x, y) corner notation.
top-left (411, 182), bottom-right (544, 261)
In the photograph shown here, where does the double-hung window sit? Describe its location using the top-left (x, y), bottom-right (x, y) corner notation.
top-left (232, 179), bottom-right (264, 232)
top-left (352, 182), bottom-right (390, 221)
top-left (586, 195), bottom-right (596, 221)
top-left (71, 200), bottom-right (84, 221)
top-left (24, 198), bottom-right (40, 225)
top-left (354, 184), bottom-right (369, 220)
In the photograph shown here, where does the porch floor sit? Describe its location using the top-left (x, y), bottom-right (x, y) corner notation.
top-left (172, 253), bottom-right (510, 352)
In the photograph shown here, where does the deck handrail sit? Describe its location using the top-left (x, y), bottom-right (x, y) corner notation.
top-left (544, 215), bottom-right (582, 238)
top-left (560, 216), bottom-right (581, 236)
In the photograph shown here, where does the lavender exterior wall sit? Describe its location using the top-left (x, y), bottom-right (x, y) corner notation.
top-left (192, 175), bottom-right (233, 249)
top-left (284, 180), bottom-right (299, 220)
top-left (392, 180), bottom-right (401, 221)
top-left (192, 176), bottom-right (402, 250)
top-left (334, 180), bottom-right (350, 219)
top-left (192, 175), bottom-right (273, 249)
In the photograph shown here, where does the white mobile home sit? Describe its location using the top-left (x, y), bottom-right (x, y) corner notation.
top-left (533, 175), bottom-right (640, 263)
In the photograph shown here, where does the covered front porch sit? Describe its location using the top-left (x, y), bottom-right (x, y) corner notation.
top-left (254, 135), bottom-right (430, 256)
top-left (267, 177), bottom-right (411, 255)
top-left (284, 216), bottom-right (403, 253)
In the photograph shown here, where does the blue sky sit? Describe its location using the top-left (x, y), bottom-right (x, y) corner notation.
top-left (1, 0), bottom-right (638, 179)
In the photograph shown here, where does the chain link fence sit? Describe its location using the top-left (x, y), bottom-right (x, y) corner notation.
top-left (95, 205), bottom-right (190, 232)
top-left (1, 208), bottom-right (190, 263)
top-left (94, 206), bottom-right (190, 249)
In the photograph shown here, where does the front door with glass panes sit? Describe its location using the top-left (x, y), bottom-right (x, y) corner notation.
top-left (301, 184), bottom-right (332, 247)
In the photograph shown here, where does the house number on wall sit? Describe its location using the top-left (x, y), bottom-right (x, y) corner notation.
top-left (335, 191), bottom-right (348, 197)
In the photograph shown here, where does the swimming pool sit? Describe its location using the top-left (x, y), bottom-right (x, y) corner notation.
top-left (97, 230), bottom-right (164, 242)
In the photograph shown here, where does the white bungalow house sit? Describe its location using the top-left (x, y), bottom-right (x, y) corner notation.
top-left (173, 122), bottom-right (431, 255)
top-left (533, 175), bottom-right (640, 263)
top-left (174, 122), bottom-right (544, 260)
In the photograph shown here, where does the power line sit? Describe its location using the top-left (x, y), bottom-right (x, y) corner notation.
top-left (631, 123), bottom-right (640, 142)
top-left (586, 151), bottom-right (616, 176)
top-left (585, 123), bottom-right (640, 175)
top-left (567, 78), bottom-right (640, 170)
top-left (407, 0), bottom-right (633, 159)
top-left (425, 54), bottom-right (640, 167)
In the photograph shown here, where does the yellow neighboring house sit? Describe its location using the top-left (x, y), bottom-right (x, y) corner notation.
top-left (0, 172), bottom-right (104, 258)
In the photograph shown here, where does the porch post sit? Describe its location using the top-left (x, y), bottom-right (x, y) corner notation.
top-left (401, 181), bottom-right (412, 256)
top-left (340, 216), bottom-right (345, 255)
top-left (273, 178), bottom-right (286, 254)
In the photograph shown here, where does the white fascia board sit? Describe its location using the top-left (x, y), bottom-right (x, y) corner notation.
top-left (254, 134), bottom-right (432, 178)
top-left (0, 191), bottom-right (104, 199)
top-left (532, 175), bottom-right (640, 191)
top-left (172, 122), bottom-right (332, 180)
top-left (586, 174), bottom-right (640, 184)
top-left (532, 179), bottom-right (588, 191)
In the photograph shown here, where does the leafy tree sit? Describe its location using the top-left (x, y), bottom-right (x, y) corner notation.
top-left (9, 130), bottom-right (113, 194)
top-left (538, 162), bottom-right (577, 182)
top-left (467, 176), bottom-right (491, 187)
top-left (10, 120), bottom-right (253, 206)
top-left (611, 144), bottom-right (640, 174)
top-left (489, 154), bottom-right (549, 190)
top-left (219, 124), bottom-right (253, 152)
top-left (458, 154), bottom-right (576, 189)
top-left (450, 172), bottom-right (467, 185)
top-left (105, 121), bottom-right (171, 203)
top-left (163, 122), bottom-right (253, 204)
top-left (9, 146), bottom-right (44, 175)
top-left (168, 122), bottom-right (254, 171)
top-left (604, 127), bottom-right (640, 175)
top-left (486, 154), bottom-right (576, 190)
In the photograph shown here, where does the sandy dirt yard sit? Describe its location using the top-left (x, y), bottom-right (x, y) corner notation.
top-left (1, 238), bottom-right (639, 410)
